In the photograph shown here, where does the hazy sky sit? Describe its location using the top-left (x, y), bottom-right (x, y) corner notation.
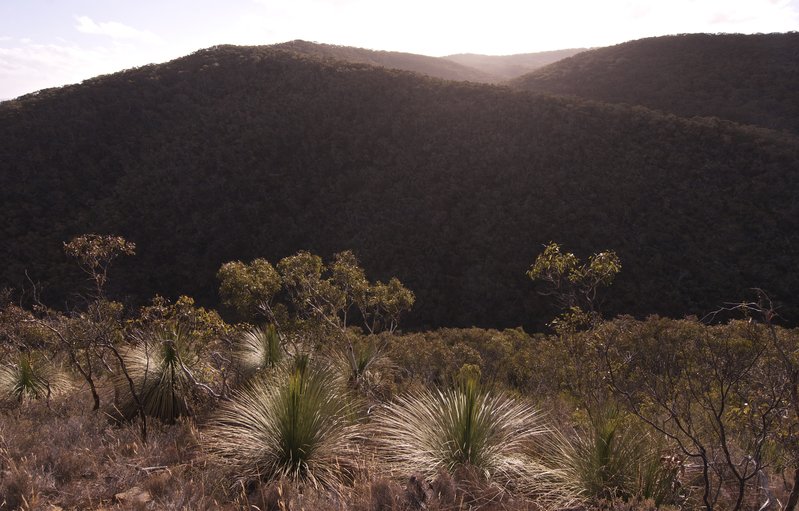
top-left (2, 0), bottom-right (798, 99)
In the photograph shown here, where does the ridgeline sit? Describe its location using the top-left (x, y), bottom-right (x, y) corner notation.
top-left (2, 38), bottom-right (798, 329)
top-left (511, 33), bottom-right (799, 134)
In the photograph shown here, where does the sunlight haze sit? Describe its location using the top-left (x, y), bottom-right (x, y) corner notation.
top-left (1, 0), bottom-right (798, 99)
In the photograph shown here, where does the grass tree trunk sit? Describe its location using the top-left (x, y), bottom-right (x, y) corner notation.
top-left (786, 469), bottom-right (799, 511)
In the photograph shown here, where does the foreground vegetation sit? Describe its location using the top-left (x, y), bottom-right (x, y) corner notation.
top-left (1, 236), bottom-right (798, 510)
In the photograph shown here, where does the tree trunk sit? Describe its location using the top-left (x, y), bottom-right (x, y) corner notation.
top-left (785, 468), bottom-right (799, 511)
top-left (89, 379), bottom-right (100, 411)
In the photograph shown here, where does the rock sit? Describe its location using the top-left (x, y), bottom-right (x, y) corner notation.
top-left (114, 486), bottom-right (152, 505)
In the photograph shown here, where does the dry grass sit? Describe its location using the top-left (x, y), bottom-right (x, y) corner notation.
top-left (0, 385), bottom-right (682, 511)
top-left (0, 377), bottom-right (684, 510)
top-left (0, 384), bottom-right (232, 510)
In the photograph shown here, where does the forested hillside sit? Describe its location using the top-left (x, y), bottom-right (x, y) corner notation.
top-left (511, 33), bottom-right (799, 134)
top-left (270, 40), bottom-right (496, 82)
top-left (444, 48), bottom-right (585, 81)
top-left (269, 41), bottom-right (582, 82)
top-left (2, 43), bottom-right (799, 328)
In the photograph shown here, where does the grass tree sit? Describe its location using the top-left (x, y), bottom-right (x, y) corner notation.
top-left (332, 335), bottom-right (391, 396)
top-left (235, 324), bottom-right (283, 380)
top-left (372, 373), bottom-right (579, 506)
top-left (555, 407), bottom-right (682, 506)
top-left (114, 325), bottom-right (206, 424)
top-left (0, 353), bottom-right (72, 404)
top-left (205, 355), bottom-right (360, 492)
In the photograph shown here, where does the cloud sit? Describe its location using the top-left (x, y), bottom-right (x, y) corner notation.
top-left (701, 0), bottom-right (799, 30)
top-left (74, 15), bottom-right (161, 44)
top-left (0, 43), bottom-right (92, 76)
top-left (0, 41), bottom-right (98, 97)
top-left (0, 37), bottom-right (180, 99)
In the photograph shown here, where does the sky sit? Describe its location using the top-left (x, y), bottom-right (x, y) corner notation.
top-left (1, 0), bottom-right (798, 99)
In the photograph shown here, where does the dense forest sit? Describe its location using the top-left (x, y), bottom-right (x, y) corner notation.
top-left (512, 33), bottom-right (799, 134)
top-left (2, 39), bottom-right (799, 329)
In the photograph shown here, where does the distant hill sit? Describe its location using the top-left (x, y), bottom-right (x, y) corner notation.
top-left (444, 49), bottom-right (586, 81)
top-left (2, 44), bottom-right (799, 329)
top-left (511, 33), bottom-right (799, 134)
top-left (270, 40), bottom-right (495, 82)
top-left (269, 41), bottom-right (581, 83)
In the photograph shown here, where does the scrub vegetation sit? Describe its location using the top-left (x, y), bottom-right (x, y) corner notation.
top-left (1, 236), bottom-right (798, 510)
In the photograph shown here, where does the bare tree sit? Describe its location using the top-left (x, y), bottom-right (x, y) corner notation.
top-left (602, 317), bottom-right (786, 510)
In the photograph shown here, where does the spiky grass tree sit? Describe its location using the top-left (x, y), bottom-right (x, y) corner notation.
top-left (115, 327), bottom-right (200, 423)
top-left (373, 375), bottom-right (579, 505)
top-left (556, 408), bottom-right (681, 506)
top-left (0, 353), bottom-right (71, 404)
top-left (206, 355), bottom-right (360, 492)
top-left (331, 337), bottom-right (391, 396)
top-left (235, 324), bottom-right (283, 379)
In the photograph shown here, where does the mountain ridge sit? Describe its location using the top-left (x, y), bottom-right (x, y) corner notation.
top-left (443, 48), bottom-right (586, 81)
top-left (511, 32), bottom-right (799, 134)
top-left (269, 40), bottom-right (497, 82)
top-left (2, 40), bottom-right (798, 328)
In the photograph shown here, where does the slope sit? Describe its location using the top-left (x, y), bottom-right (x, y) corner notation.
top-left (444, 48), bottom-right (585, 81)
top-left (1, 44), bottom-right (798, 329)
top-left (270, 40), bottom-right (495, 82)
top-left (511, 33), bottom-right (799, 134)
